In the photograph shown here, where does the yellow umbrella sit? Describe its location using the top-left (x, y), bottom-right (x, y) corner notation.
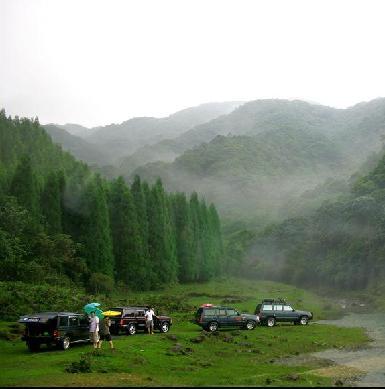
top-left (102, 310), bottom-right (121, 317)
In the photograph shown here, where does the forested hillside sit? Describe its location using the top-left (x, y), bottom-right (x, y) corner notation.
top-left (133, 127), bottom-right (346, 223)
top-left (240, 149), bottom-right (385, 291)
top-left (129, 98), bottom-right (385, 225)
top-left (85, 101), bottom-right (241, 164)
top-left (44, 124), bottom-right (112, 166)
top-left (0, 111), bottom-right (224, 302)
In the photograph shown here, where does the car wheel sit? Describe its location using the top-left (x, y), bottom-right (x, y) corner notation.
top-left (266, 317), bottom-right (276, 327)
top-left (159, 322), bottom-right (170, 333)
top-left (60, 336), bottom-right (70, 350)
top-left (300, 316), bottom-right (309, 325)
top-left (245, 320), bottom-right (256, 330)
top-left (207, 321), bottom-right (219, 332)
top-left (27, 340), bottom-right (40, 352)
top-left (127, 323), bottom-right (136, 335)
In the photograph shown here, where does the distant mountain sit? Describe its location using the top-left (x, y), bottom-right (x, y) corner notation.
top-left (130, 98), bottom-right (385, 223)
top-left (43, 124), bottom-right (112, 166)
top-left (132, 127), bottom-right (345, 221)
top-left (119, 99), bottom-right (341, 174)
top-left (86, 101), bottom-right (242, 164)
top-left (53, 123), bottom-right (95, 138)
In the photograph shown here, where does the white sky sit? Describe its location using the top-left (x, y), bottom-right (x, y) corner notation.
top-left (1, 0), bottom-right (385, 127)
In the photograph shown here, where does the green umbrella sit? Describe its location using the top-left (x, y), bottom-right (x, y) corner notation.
top-left (83, 303), bottom-right (104, 318)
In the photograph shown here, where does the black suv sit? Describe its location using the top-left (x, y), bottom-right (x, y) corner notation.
top-left (194, 304), bottom-right (259, 332)
top-left (19, 312), bottom-right (90, 351)
top-left (255, 299), bottom-right (313, 327)
top-left (108, 306), bottom-right (172, 335)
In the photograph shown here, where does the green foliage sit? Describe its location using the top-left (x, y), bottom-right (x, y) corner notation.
top-left (0, 111), bottom-right (225, 307)
top-left (87, 273), bottom-right (114, 295)
top-left (244, 149), bottom-right (385, 291)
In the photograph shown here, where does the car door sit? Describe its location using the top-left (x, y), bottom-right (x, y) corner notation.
top-left (78, 315), bottom-right (90, 340)
top-left (273, 304), bottom-right (285, 322)
top-left (217, 308), bottom-right (228, 327)
top-left (226, 308), bottom-right (242, 327)
top-left (68, 316), bottom-right (79, 340)
top-left (283, 305), bottom-right (297, 321)
top-left (135, 309), bottom-right (146, 331)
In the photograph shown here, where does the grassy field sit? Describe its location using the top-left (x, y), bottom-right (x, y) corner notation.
top-left (0, 278), bottom-right (370, 387)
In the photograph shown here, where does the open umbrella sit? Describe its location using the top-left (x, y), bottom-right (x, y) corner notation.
top-left (83, 303), bottom-right (104, 318)
top-left (102, 310), bottom-right (121, 317)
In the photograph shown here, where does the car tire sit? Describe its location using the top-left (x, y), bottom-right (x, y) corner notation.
top-left (245, 320), bottom-right (256, 330)
top-left (159, 322), bottom-right (170, 333)
top-left (207, 321), bottom-right (219, 332)
top-left (126, 323), bottom-right (136, 335)
top-left (60, 336), bottom-right (71, 350)
top-left (300, 316), bottom-right (309, 325)
top-left (266, 317), bottom-right (276, 327)
top-left (27, 340), bottom-right (40, 352)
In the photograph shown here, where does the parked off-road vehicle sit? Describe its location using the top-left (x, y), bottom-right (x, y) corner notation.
top-left (19, 312), bottom-right (90, 351)
top-left (194, 304), bottom-right (259, 332)
top-left (255, 299), bottom-right (313, 327)
top-left (108, 306), bottom-right (172, 335)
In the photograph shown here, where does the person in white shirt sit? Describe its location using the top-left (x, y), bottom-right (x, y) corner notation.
top-left (89, 312), bottom-right (100, 348)
top-left (144, 307), bottom-right (155, 334)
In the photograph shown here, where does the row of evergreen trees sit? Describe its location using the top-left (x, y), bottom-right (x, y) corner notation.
top-left (0, 111), bottom-right (223, 291)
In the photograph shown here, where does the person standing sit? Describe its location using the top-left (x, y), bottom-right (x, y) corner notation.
top-left (145, 307), bottom-right (155, 334)
top-left (89, 311), bottom-right (100, 349)
top-left (98, 316), bottom-right (114, 350)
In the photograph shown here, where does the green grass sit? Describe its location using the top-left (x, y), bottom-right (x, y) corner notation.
top-left (0, 278), bottom-right (369, 387)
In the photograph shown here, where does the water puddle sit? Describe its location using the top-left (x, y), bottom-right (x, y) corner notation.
top-left (314, 313), bottom-right (385, 387)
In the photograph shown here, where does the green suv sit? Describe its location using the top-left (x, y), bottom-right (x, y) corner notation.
top-left (194, 304), bottom-right (259, 332)
top-left (255, 299), bottom-right (313, 327)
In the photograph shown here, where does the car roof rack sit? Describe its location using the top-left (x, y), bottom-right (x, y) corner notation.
top-left (262, 298), bottom-right (288, 305)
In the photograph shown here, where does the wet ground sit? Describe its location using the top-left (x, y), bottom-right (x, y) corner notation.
top-left (314, 313), bottom-right (385, 387)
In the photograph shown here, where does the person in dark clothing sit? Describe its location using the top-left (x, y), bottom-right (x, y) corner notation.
top-left (98, 316), bottom-right (114, 350)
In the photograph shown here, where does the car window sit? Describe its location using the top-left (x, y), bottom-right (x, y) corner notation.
top-left (262, 304), bottom-right (273, 311)
top-left (226, 309), bottom-right (238, 316)
top-left (274, 305), bottom-right (283, 311)
top-left (136, 310), bottom-right (145, 317)
top-left (59, 316), bottom-right (68, 326)
top-left (283, 305), bottom-right (293, 311)
top-left (69, 316), bottom-right (79, 326)
top-left (203, 309), bottom-right (216, 316)
top-left (218, 309), bottom-right (227, 316)
top-left (124, 310), bottom-right (135, 317)
top-left (79, 316), bottom-right (88, 325)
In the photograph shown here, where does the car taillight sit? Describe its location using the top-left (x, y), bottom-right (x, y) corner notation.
top-left (53, 330), bottom-right (59, 338)
top-left (120, 319), bottom-right (124, 325)
top-left (199, 315), bottom-right (203, 323)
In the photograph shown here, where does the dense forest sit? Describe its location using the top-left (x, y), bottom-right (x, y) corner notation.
top-left (0, 111), bottom-right (224, 306)
top-left (240, 148), bottom-right (385, 291)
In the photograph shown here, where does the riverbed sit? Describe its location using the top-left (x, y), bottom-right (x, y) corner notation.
top-left (315, 313), bottom-right (385, 387)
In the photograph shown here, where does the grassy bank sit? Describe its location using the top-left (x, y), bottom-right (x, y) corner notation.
top-left (0, 279), bottom-right (369, 387)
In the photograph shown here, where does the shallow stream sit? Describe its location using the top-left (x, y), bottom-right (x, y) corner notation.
top-left (315, 313), bottom-right (385, 387)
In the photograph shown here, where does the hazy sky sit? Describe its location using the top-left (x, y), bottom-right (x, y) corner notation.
top-left (1, 0), bottom-right (385, 127)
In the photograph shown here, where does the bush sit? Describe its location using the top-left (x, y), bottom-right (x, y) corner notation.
top-left (87, 273), bottom-right (114, 295)
top-left (66, 354), bottom-right (92, 373)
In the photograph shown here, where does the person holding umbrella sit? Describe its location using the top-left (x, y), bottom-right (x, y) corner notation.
top-left (89, 311), bottom-right (100, 349)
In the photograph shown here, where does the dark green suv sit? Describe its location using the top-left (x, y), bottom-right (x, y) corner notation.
top-left (194, 304), bottom-right (259, 332)
top-left (19, 312), bottom-right (90, 351)
top-left (255, 299), bottom-right (313, 327)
